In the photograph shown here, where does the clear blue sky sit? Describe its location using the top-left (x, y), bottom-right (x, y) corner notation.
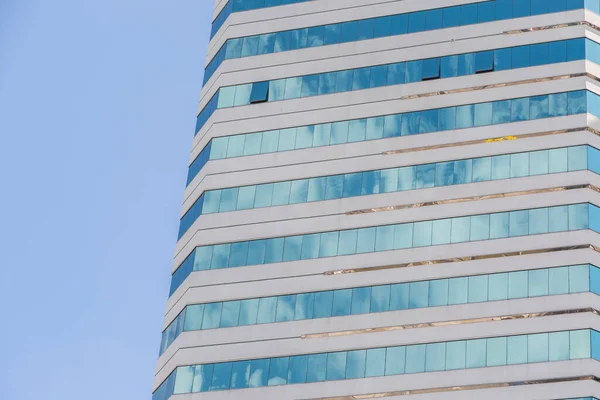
top-left (0, 1), bottom-right (212, 398)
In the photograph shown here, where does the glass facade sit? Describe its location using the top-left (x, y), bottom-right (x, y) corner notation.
top-left (187, 90), bottom-right (593, 186)
top-left (160, 2), bottom-right (600, 399)
top-left (205, 0), bottom-right (594, 85)
top-left (170, 203), bottom-right (596, 296)
top-left (160, 264), bottom-right (599, 356)
top-left (153, 329), bottom-right (598, 399)
top-left (179, 145), bottom-right (596, 238)
top-left (210, 0), bottom-right (312, 40)
top-left (195, 37), bottom-right (596, 136)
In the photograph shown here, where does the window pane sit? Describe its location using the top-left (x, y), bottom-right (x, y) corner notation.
top-left (301, 233), bottom-right (320, 260)
top-left (508, 271), bottom-right (528, 299)
top-left (202, 303), bottom-right (222, 329)
top-left (345, 350), bottom-right (367, 379)
top-left (338, 229), bottom-right (358, 255)
top-left (549, 205), bottom-right (568, 232)
top-left (371, 285), bottom-right (391, 312)
top-left (275, 295), bottom-right (296, 322)
top-left (366, 348), bottom-right (386, 377)
top-left (570, 264), bottom-right (591, 292)
top-left (405, 345), bottom-right (426, 373)
top-left (318, 72), bottom-right (336, 95)
top-left (549, 331), bottom-right (570, 361)
top-left (319, 231), bottom-right (339, 257)
top-left (446, 341), bottom-right (466, 370)
top-left (394, 223), bottom-right (414, 249)
top-left (530, 94), bottom-right (549, 119)
top-left (192, 364), bottom-right (213, 393)
top-left (332, 289), bottom-right (352, 317)
top-left (426, 343), bottom-right (446, 372)
top-left (456, 105), bottom-right (474, 128)
top-left (492, 100), bottom-right (511, 124)
top-left (282, 235), bottom-right (302, 261)
top-left (249, 359), bottom-right (269, 388)
top-left (385, 346), bottom-right (406, 375)
top-left (307, 354), bottom-right (327, 382)
top-left (268, 357), bottom-right (289, 386)
top-left (448, 277), bottom-right (468, 305)
top-left (528, 333), bottom-right (549, 363)
top-left (548, 147), bottom-right (568, 174)
top-left (468, 275), bottom-right (488, 303)
top-left (366, 116), bottom-right (384, 140)
top-left (549, 266), bottom-right (569, 295)
top-left (530, 150), bottom-right (549, 175)
top-left (288, 355), bottom-right (308, 384)
top-left (361, 171), bottom-right (381, 195)
top-left (466, 339), bottom-right (486, 368)
top-left (307, 177), bottom-right (326, 202)
top-left (256, 297), bottom-right (277, 324)
top-left (474, 102), bottom-right (492, 126)
top-left (220, 301), bottom-right (241, 327)
top-left (451, 216), bottom-right (471, 243)
top-left (487, 337), bottom-right (507, 366)
top-left (508, 335), bottom-right (528, 364)
top-left (409, 281), bottom-right (429, 309)
top-left (413, 221), bottom-right (432, 247)
top-left (265, 238), bottom-right (284, 263)
top-left (473, 157), bottom-right (492, 182)
top-left (313, 291), bottom-right (333, 318)
top-left (490, 212), bottom-right (509, 238)
top-left (184, 304), bottom-right (204, 331)
top-left (289, 179), bottom-right (309, 204)
top-left (570, 329), bottom-right (591, 359)
top-left (174, 366), bottom-right (195, 394)
top-left (470, 214), bottom-right (490, 241)
top-left (529, 207), bottom-right (549, 235)
top-left (510, 152), bottom-right (529, 178)
top-left (239, 299), bottom-right (259, 325)
top-left (528, 269), bottom-right (549, 297)
top-left (357, 227), bottom-right (376, 254)
top-left (432, 219), bottom-right (451, 245)
top-left (230, 361), bottom-right (250, 389)
top-left (351, 287), bottom-right (371, 315)
top-left (294, 293), bottom-right (315, 320)
top-left (326, 352), bottom-right (347, 381)
top-left (390, 283), bottom-right (409, 310)
top-left (210, 362), bottom-right (232, 391)
top-left (488, 273), bottom-right (508, 301)
top-left (268, 182), bottom-right (289, 206)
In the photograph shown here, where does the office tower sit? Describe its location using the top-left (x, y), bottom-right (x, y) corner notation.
top-left (154, 1), bottom-right (600, 399)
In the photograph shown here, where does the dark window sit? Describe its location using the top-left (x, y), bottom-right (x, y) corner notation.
top-left (249, 81), bottom-right (269, 104)
top-left (422, 58), bottom-right (440, 80)
top-left (475, 50), bottom-right (494, 73)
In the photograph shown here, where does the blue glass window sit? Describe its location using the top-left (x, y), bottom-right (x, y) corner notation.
top-left (197, 38), bottom-right (597, 135)
top-left (156, 328), bottom-right (597, 398)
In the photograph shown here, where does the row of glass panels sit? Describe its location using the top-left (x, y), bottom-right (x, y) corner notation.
top-left (181, 143), bottom-right (597, 238)
top-left (153, 329), bottom-right (599, 399)
top-left (195, 37), bottom-right (595, 136)
top-left (179, 144), bottom-right (596, 239)
top-left (210, 0), bottom-right (311, 40)
top-left (187, 89), bottom-right (593, 187)
top-left (170, 203), bottom-right (597, 296)
top-left (160, 264), bottom-right (598, 356)
top-left (205, 0), bottom-right (591, 85)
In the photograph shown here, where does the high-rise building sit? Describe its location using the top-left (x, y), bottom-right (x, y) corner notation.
top-left (153, 1), bottom-right (600, 399)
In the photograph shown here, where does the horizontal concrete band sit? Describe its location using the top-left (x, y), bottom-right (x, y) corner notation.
top-left (157, 293), bottom-right (600, 372)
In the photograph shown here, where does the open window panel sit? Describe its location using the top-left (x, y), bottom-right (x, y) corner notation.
top-left (475, 50), bottom-right (494, 74)
top-left (422, 57), bottom-right (440, 81)
top-left (249, 81), bottom-right (269, 104)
